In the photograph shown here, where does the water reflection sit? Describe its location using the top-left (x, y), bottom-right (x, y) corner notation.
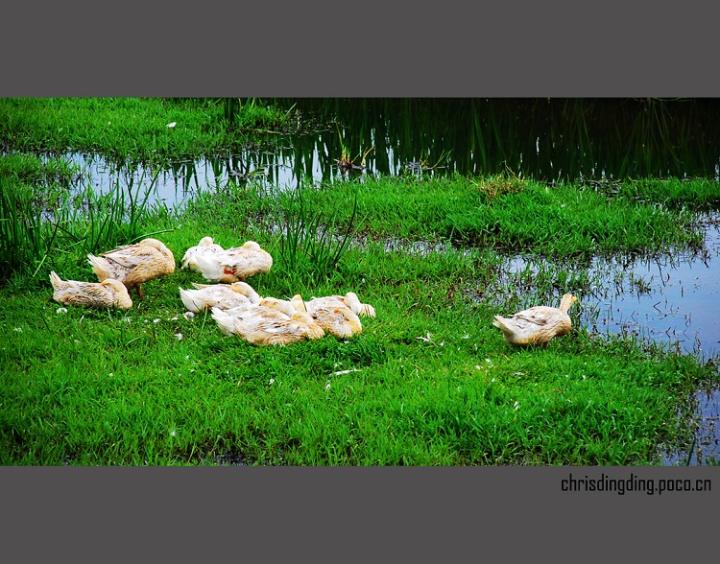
top-left (283, 98), bottom-right (720, 180)
top-left (44, 99), bottom-right (720, 211)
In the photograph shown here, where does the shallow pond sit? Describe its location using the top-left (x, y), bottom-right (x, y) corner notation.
top-left (45, 99), bottom-right (720, 211)
top-left (479, 216), bottom-right (720, 360)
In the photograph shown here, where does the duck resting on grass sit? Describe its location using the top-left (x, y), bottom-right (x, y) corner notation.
top-left (179, 281), bottom-right (261, 313)
top-left (87, 238), bottom-right (175, 300)
top-left (194, 241), bottom-right (273, 283)
top-left (50, 271), bottom-right (133, 310)
top-left (257, 296), bottom-right (300, 317)
top-left (180, 236), bottom-right (224, 271)
top-left (290, 294), bottom-right (364, 339)
top-left (299, 292), bottom-right (376, 318)
top-left (211, 303), bottom-right (324, 346)
top-left (492, 293), bottom-right (578, 346)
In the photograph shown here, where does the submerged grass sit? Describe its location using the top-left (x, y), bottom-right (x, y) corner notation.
top-left (616, 177), bottom-right (720, 211)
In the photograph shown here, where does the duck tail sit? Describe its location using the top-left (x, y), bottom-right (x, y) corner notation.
top-left (359, 303), bottom-right (376, 318)
top-left (211, 307), bottom-right (236, 336)
top-left (49, 271), bottom-right (63, 290)
top-left (344, 292), bottom-right (375, 318)
top-left (179, 288), bottom-right (201, 313)
top-left (492, 315), bottom-right (514, 335)
top-left (87, 254), bottom-right (112, 281)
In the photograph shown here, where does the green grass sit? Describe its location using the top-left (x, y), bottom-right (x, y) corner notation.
top-left (0, 98), bottom-right (293, 164)
top-left (0, 153), bottom-right (81, 186)
top-left (615, 177), bottom-right (720, 210)
top-left (2, 100), bottom-right (719, 465)
top-left (0, 154), bottom-right (172, 282)
top-left (252, 175), bottom-right (717, 256)
top-left (1, 189), bottom-right (717, 465)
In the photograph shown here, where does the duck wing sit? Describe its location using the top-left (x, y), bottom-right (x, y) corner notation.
top-left (311, 307), bottom-right (355, 338)
top-left (305, 296), bottom-right (346, 312)
top-left (58, 282), bottom-right (115, 307)
top-left (513, 306), bottom-right (559, 326)
top-left (103, 244), bottom-right (161, 265)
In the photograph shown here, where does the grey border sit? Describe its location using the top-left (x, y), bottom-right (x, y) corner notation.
top-left (2, 1), bottom-right (720, 96)
top-left (0, 467), bottom-right (717, 561)
top-left (2, 0), bottom-right (720, 561)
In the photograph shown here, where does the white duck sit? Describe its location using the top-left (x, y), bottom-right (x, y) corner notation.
top-left (211, 303), bottom-right (324, 346)
top-left (493, 293), bottom-right (578, 346)
top-left (180, 236), bottom-right (224, 271)
top-left (179, 281), bottom-right (261, 313)
top-left (194, 241), bottom-right (273, 282)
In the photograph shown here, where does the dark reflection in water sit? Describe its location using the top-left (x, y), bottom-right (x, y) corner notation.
top-left (47, 99), bottom-right (720, 211)
top-left (280, 98), bottom-right (720, 181)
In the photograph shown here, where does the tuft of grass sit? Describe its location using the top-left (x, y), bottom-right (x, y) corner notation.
top-left (276, 187), bottom-right (359, 288)
top-left (0, 182), bottom-right (57, 282)
top-left (0, 155), bottom-right (170, 283)
top-left (474, 170), bottom-right (527, 200)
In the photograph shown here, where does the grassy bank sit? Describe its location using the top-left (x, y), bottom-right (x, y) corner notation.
top-left (250, 175), bottom-right (716, 256)
top-left (1, 178), bottom-right (717, 464)
top-left (0, 98), bottom-right (293, 163)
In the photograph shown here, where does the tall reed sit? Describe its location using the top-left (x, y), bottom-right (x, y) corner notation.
top-left (0, 172), bottom-right (166, 282)
top-left (278, 187), bottom-right (358, 284)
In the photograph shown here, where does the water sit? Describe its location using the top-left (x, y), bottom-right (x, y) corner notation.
top-left (51, 148), bottom-right (365, 211)
top-left (283, 98), bottom-right (720, 181)
top-left (44, 99), bottom-right (720, 211)
top-left (486, 216), bottom-right (720, 359)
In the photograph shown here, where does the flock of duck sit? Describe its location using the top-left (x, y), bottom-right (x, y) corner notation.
top-left (49, 236), bottom-right (578, 347)
top-left (50, 237), bottom-right (377, 346)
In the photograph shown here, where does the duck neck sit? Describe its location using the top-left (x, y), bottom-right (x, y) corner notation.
top-left (559, 294), bottom-right (575, 313)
